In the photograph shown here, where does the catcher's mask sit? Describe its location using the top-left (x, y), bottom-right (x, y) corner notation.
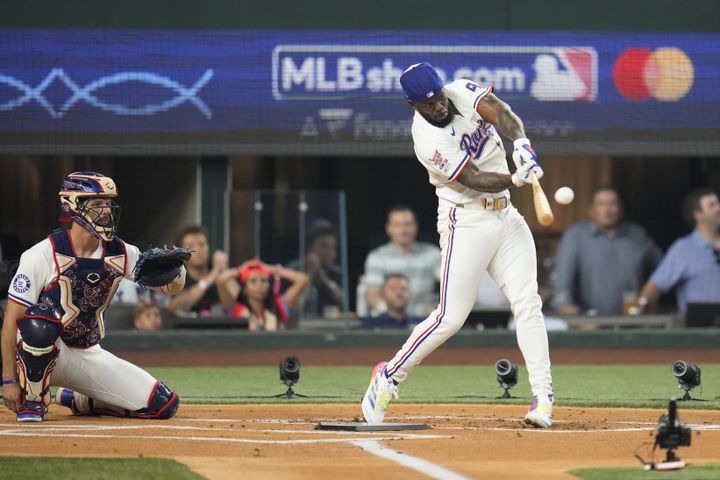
top-left (59, 171), bottom-right (121, 242)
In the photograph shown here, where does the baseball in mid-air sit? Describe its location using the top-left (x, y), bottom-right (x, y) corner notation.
top-left (554, 186), bottom-right (575, 205)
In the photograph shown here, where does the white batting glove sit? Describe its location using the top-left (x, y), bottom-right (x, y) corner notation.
top-left (512, 137), bottom-right (538, 165)
top-left (511, 138), bottom-right (543, 187)
top-left (511, 161), bottom-right (538, 187)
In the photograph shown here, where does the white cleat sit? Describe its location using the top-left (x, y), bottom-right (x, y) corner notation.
top-left (524, 393), bottom-right (554, 428)
top-left (361, 361), bottom-right (399, 424)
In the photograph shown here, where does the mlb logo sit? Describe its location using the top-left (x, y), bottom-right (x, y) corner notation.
top-left (530, 48), bottom-right (597, 101)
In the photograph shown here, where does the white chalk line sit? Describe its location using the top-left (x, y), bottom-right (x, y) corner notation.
top-left (0, 423), bottom-right (442, 436)
top-left (175, 416), bottom-right (720, 431)
top-left (0, 428), bottom-right (468, 479)
top-left (2, 417), bottom-right (718, 480)
top-left (0, 430), bottom-right (448, 444)
top-left (351, 439), bottom-right (472, 480)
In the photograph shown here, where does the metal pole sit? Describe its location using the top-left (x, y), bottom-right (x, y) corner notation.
top-left (338, 191), bottom-right (350, 328)
top-left (253, 190), bottom-right (262, 259)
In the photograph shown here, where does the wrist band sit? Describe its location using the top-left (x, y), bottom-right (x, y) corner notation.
top-left (198, 279), bottom-right (209, 291)
top-left (2, 379), bottom-right (18, 385)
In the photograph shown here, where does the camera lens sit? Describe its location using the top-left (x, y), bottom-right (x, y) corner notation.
top-left (495, 359), bottom-right (512, 376)
top-left (672, 360), bottom-right (701, 388)
top-left (279, 355), bottom-right (301, 385)
top-left (495, 359), bottom-right (518, 387)
top-left (283, 357), bottom-right (300, 374)
top-left (672, 360), bottom-right (688, 378)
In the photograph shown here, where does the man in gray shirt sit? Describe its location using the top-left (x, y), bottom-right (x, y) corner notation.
top-left (363, 205), bottom-right (441, 317)
top-left (552, 186), bottom-right (662, 315)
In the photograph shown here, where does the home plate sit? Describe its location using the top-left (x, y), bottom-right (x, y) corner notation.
top-left (315, 422), bottom-right (431, 431)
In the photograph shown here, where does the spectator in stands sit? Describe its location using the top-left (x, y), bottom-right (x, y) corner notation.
top-left (363, 205), bottom-right (441, 317)
top-left (133, 304), bottom-right (163, 332)
top-left (168, 225), bottom-right (235, 316)
top-left (362, 274), bottom-right (421, 329)
top-left (639, 188), bottom-right (720, 313)
top-left (287, 220), bottom-right (344, 318)
top-left (552, 185), bottom-right (662, 315)
top-left (223, 260), bottom-right (309, 331)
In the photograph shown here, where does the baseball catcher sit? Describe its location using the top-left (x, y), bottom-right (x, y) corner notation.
top-left (2, 171), bottom-right (186, 422)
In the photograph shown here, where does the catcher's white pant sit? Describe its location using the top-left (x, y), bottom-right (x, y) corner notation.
top-left (385, 200), bottom-right (553, 396)
top-left (49, 340), bottom-right (157, 411)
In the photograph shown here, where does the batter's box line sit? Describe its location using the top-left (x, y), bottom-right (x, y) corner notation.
top-left (0, 431), bottom-right (450, 444)
top-left (0, 423), bottom-right (444, 437)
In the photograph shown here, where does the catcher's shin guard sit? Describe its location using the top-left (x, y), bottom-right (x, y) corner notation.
top-left (16, 315), bottom-right (61, 407)
top-left (136, 381), bottom-right (180, 419)
top-left (56, 382), bottom-right (179, 420)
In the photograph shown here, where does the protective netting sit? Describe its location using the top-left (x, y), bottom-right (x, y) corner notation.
top-left (0, 30), bottom-right (718, 156)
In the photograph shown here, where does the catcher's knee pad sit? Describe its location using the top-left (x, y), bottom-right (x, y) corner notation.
top-left (16, 307), bottom-right (62, 405)
top-left (136, 381), bottom-right (179, 419)
top-left (18, 315), bottom-right (62, 350)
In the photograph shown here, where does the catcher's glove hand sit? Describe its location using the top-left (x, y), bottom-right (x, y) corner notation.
top-left (133, 246), bottom-right (192, 288)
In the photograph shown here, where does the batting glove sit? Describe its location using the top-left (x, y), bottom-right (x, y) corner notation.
top-left (512, 137), bottom-right (538, 165)
top-left (511, 138), bottom-right (543, 187)
top-left (511, 161), bottom-right (539, 187)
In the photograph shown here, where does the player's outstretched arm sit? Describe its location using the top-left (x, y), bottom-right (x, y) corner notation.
top-left (457, 163), bottom-right (514, 193)
top-left (476, 93), bottom-right (526, 141)
top-left (457, 161), bottom-right (536, 193)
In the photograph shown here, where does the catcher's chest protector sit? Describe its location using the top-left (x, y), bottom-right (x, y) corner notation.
top-left (40, 229), bottom-right (126, 348)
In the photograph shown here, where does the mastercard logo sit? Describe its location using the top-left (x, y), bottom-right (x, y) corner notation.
top-left (612, 47), bottom-right (694, 101)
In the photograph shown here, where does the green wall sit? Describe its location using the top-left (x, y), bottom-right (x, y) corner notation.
top-left (1, 0), bottom-right (718, 30)
top-left (102, 329), bottom-right (720, 351)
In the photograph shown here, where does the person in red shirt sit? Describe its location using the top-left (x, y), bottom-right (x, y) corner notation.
top-left (223, 260), bottom-right (309, 331)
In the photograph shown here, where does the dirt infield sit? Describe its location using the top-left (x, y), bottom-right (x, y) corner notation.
top-left (1, 404), bottom-right (718, 479)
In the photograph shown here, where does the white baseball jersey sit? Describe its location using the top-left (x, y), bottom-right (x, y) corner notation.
top-left (10, 236), bottom-right (159, 413)
top-left (412, 79), bottom-right (509, 205)
top-left (9, 238), bottom-right (140, 308)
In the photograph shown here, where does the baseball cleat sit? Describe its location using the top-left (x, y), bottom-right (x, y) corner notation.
top-left (361, 361), bottom-right (399, 424)
top-left (17, 401), bottom-right (48, 422)
top-left (524, 393), bottom-right (554, 428)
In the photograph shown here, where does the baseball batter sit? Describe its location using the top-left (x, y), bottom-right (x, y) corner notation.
top-left (362, 63), bottom-right (554, 427)
top-left (1, 172), bottom-right (185, 422)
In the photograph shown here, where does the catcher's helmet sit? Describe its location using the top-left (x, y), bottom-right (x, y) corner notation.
top-left (59, 171), bottom-right (121, 241)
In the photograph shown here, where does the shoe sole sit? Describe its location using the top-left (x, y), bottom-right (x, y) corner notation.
top-left (524, 413), bottom-right (552, 428)
top-left (17, 414), bottom-right (45, 422)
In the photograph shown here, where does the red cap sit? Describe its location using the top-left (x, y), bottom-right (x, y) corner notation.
top-left (238, 261), bottom-right (271, 284)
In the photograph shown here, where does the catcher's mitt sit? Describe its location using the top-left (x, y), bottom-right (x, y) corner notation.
top-left (133, 246), bottom-right (191, 288)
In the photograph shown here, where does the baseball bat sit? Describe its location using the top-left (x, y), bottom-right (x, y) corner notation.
top-left (529, 171), bottom-right (554, 226)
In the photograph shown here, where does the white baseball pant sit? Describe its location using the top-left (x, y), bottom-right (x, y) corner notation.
top-left (385, 200), bottom-right (553, 397)
top-left (49, 340), bottom-right (158, 411)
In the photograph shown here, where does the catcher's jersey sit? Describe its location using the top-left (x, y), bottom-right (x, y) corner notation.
top-left (412, 79), bottom-right (509, 205)
top-left (8, 229), bottom-right (140, 347)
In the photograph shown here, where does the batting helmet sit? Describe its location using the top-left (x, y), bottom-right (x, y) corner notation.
top-left (59, 171), bottom-right (121, 241)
